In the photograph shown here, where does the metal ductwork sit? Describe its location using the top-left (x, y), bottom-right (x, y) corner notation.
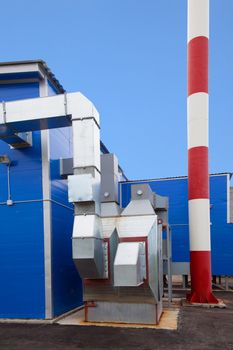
top-left (68, 95), bottom-right (104, 279)
top-left (0, 92), bottom-right (105, 280)
top-left (0, 91), bottom-right (170, 325)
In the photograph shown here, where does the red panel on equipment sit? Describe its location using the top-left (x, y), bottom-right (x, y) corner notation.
top-left (188, 146), bottom-right (209, 200)
top-left (188, 36), bottom-right (208, 96)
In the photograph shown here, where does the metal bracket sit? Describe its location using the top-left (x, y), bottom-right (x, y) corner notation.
top-left (103, 241), bottom-right (109, 279)
top-left (64, 92), bottom-right (68, 116)
top-left (72, 116), bottom-right (100, 129)
top-left (2, 101), bottom-right (6, 124)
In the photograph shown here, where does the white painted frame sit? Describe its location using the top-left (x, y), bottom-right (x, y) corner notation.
top-left (40, 77), bottom-right (53, 319)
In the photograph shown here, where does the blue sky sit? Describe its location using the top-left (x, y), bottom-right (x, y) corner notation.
top-left (1, 0), bottom-right (232, 179)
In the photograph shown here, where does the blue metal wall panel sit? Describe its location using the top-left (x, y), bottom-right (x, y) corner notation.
top-left (48, 82), bottom-right (83, 317)
top-left (50, 201), bottom-right (83, 316)
top-left (0, 82), bottom-right (46, 318)
top-left (121, 178), bottom-right (190, 263)
top-left (120, 175), bottom-right (233, 275)
top-left (209, 176), bottom-right (233, 275)
top-left (0, 202), bottom-right (45, 318)
top-left (0, 72), bottom-right (41, 81)
top-left (0, 82), bottom-right (39, 101)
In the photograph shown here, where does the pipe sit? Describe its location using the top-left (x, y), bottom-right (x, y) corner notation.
top-left (7, 164), bottom-right (11, 200)
top-left (187, 0), bottom-right (218, 303)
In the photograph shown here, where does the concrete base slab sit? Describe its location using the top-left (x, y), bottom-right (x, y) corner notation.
top-left (0, 319), bottom-right (51, 325)
top-left (56, 307), bottom-right (179, 330)
top-left (182, 298), bottom-right (226, 308)
top-left (0, 301), bottom-right (181, 330)
top-left (0, 306), bottom-right (84, 325)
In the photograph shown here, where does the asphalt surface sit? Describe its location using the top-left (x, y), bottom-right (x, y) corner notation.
top-left (0, 292), bottom-right (233, 350)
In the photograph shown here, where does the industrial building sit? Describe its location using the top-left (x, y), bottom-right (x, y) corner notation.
top-left (0, 60), bottom-right (82, 319)
top-left (0, 60), bottom-right (232, 322)
top-left (0, 1), bottom-right (232, 324)
top-left (120, 173), bottom-right (233, 277)
top-left (0, 60), bottom-right (166, 323)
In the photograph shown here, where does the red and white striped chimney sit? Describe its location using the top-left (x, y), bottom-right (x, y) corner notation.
top-left (187, 0), bottom-right (218, 303)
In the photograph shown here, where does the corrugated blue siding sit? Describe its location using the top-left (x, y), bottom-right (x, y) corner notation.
top-left (0, 202), bottom-right (45, 318)
top-left (210, 176), bottom-right (233, 275)
top-left (120, 174), bottom-right (233, 275)
top-left (0, 72), bottom-right (41, 81)
top-left (48, 82), bottom-right (83, 317)
top-left (0, 82), bottom-right (39, 101)
top-left (0, 82), bottom-right (46, 318)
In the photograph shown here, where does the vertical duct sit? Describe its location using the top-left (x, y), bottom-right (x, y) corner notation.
top-left (187, 0), bottom-right (218, 303)
top-left (67, 93), bottom-right (104, 279)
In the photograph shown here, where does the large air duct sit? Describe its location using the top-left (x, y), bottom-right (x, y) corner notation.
top-left (67, 95), bottom-right (104, 279)
top-left (0, 92), bottom-right (104, 280)
top-left (187, 0), bottom-right (218, 303)
top-left (0, 87), bottom-right (170, 324)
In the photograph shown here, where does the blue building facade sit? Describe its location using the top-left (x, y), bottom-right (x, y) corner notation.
top-left (0, 61), bottom-right (82, 319)
top-left (120, 173), bottom-right (233, 276)
top-left (0, 60), bottom-right (232, 320)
